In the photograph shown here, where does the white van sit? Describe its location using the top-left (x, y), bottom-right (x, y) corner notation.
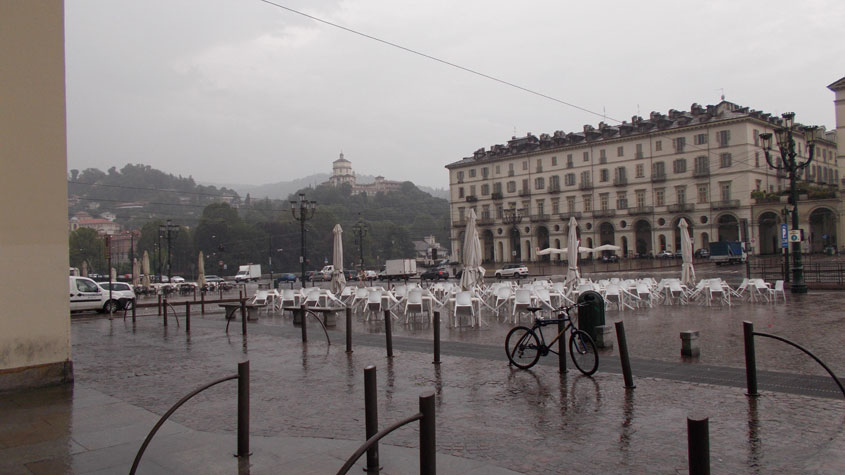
top-left (69, 276), bottom-right (109, 313)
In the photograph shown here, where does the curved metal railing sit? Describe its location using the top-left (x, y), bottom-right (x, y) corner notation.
top-left (129, 361), bottom-right (250, 474)
top-left (743, 321), bottom-right (844, 398)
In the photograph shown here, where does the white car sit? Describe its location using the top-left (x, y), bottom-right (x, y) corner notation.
top-left (170, 276), bottom-right (186, 283)
top-left (97, 282), bottom-right (136, 310)
top-left (69, 276), bottom-right (108, 313)
top-left (494, 264), bottom-right (529, 278)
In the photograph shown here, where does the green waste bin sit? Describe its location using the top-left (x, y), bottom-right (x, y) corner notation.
top-left (577, 291), bottom-right (605, 342)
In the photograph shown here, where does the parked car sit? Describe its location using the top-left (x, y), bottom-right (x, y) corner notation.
top-left (344, 270), bottom-right (359, 281)
top-left (601, 254), bottom-right (619, 263)
top-left (69, 276), bottom-right (108, 313)
top-left (656, 250), bottom-right (674, 259)
top-left (276, 273), bottom-right (297, 282)
top-left (97, 282), bottom-right (136, 310)
top-left (205, 275), bottom-right (224, 284)
top-left (420, 268), bottom-right (450, 281)
top-left (363, 270), bottom-right (378, 280)
top-left (494, 264), bottom-right (529, 278)
top-left (170, 276), bottom-right (185, 283)
top-left (694, 248), bottom-right (710, 258)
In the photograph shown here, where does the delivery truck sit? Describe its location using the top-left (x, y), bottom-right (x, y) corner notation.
top-left (234, 264), bottom-right (261, 282)
top-left (708, 241), bottom-right (746, 265)
top-left (384, 259), bottom-right (417, 281)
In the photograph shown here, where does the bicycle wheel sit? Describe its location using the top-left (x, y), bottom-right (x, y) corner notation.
top-left (505, 326), bottom-right (541, 369)
top-left (569, 330), bottom-right (598, 376)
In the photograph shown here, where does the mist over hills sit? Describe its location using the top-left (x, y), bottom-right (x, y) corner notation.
top-left (210, 173), bottom-right (449, 200)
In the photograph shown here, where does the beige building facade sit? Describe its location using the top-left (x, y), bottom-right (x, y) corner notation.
top-left (446, 100), bottom-right (841, 264)
top-left (0, 1), bottom-right (73, 390)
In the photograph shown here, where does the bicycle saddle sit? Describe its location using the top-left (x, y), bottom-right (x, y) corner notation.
top-left (526, 306), bottom-right (544, 313)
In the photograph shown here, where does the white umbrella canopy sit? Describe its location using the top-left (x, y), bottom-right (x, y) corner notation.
top-left (110, 267), bottom-right (117, 282)
top-left (197, 251), bottom-right (206, 289)
top-left (132, 258), bottom-right (140, 286)
top-left (460, 209), bottom-right (485, 290)
top-left (536, 247), bottom-right (566, 256)
top-left (679, 218), bottom-right (696, 286)
top-left (81, 260), bottom-right (88, 278)
top-left (590, 244), bottom-right (622, 253)
top-left (566, 217), bottom-right (581, 284)
top-left (330, 224), bottom-right (346, 295)
top-left (142, 251), bottom-right (151, 288)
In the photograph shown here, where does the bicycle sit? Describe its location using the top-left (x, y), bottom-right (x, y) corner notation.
top-left (505, 303), bottom-right (599, 375)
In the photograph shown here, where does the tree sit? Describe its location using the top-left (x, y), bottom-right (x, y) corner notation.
top-left (69, 228), bottom-right (106, 273)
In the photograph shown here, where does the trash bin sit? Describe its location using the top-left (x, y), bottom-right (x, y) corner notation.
top-left (577, 291), bottom-right (605, 342)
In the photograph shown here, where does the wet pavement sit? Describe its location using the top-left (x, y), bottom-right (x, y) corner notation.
top-left (3, 281), bottom-right (845, 473)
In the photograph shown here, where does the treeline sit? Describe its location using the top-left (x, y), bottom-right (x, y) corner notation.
top-left (69, 176), bottom-right (451, 277)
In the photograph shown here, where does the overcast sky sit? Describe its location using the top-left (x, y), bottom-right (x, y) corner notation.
top-left (65, 0), bottom-right (844, 189)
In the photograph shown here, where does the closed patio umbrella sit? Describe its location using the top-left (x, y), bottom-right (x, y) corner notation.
top-left (460, 209), bottom-right (484, 290)
top-left (131, 258), bottom-right (140, 286)
top-left (566, 217), bottom-right (581, 285)
top-left (142, 251), bottom-right (151, 288)
top-left (197, 251), bottom-right (206, 289)
top-left (330, 224), bottom-right (346, 295)
top-left (680, 218), bottom-right (696, 286)
top-left (81, 260), bottom-right (88, 278)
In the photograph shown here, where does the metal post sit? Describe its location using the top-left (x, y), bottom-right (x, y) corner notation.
top-left (384, 310), bottom-right (393, 357)
top-left (131, 299), bottom-right (136, 322)
top-left (201, 290), bottom-right (205, 314)
top-left (433, 311), bottom-right (441, 365)
top-left (237, 361), bottom-right (250, 457)
top-left (687, 416), bottom-right (710, 475)
top-left (345, 307), bottom-right (353, 353)
top-left (419, 392), bottom-right (436, 475)
top-left (615, 321), bottom-right (635, 388)
top-left (163, 298), bottom-right (168, 326)
top-left (240, 298), bottom-right (247, 335)
top-left (364, 365), bottom-right (380, 473)
top-left (558, 317), bottom-right (566, 373)
top-left (300, 304), bottom-right (307, 343)
top-left (157, 294), bottom-right (162, 316)
top-left (743, 321), bottom-right (758, 397)
top-left (185, 301), bottom-right (190, 333)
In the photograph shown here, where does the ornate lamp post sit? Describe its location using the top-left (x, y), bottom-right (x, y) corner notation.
top-left (352, 214), bottom-right (369, 273)
top-left (290, 193), bottom-right (317, 288)
top-left (759, 112), bottom-right (819, 294)
top-left (502, 207), bottom-right (524, 262)
top-left (158, 219), bottom-right (179, 283)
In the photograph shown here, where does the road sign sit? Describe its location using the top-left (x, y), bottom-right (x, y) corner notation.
top-left (789, 229), bottom-right (804, 242)
top-left (780, 224), bottom-right (788, 248)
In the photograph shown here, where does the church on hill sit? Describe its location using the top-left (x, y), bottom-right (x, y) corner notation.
top-left (325, 153), bottom-right (403, 196)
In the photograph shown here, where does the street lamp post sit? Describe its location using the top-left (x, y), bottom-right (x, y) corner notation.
top-left (290, 193), bottom-right (316, 288)
top-left (502, 208), bottom-right (524, 263)
top-left (759, 112), bottom-right (818, 294)
top-left (352, 215), bottom-right (369, 273)
top-left (158, 219), bottom-right (180, 283)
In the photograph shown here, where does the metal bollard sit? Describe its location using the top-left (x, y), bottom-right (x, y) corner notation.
top-left (615, 321), bottom-right (635, 388)
top-left (364, 365), bottom-right (380, 473)
top-left (157, 294), bottom-right (162, 316)
top-left (185, 301), bottom-right (190, 333)
top-left (163, 298), bottom-right (168, 326)
top-left (201, 290), bottom-right (205, 314)
top-left (131, 298), bottom-right (136, 322)
top-left (558, 317), bottom-right (566, 373)
top-left (219, 287), bottom-right (223, 300)
top-left (240, 299), bottom-right (247, 335)
top-left (193, 287), bottom-right (197, 301)
top-left (743, 321), bottom-right (758, 397)
top-left (687, 416), bottom-right (710, 475)
top-left (237, 361), bottom-right (250, 457)
top-left (345, 307), bottom-right (353, 353)
top-left (419, 392), bottom-right (436, 475)
top-left (300, 304), bottom-right (307, 343)
top-left (384, 310), bottom-right (393, 358)
top-left (433, 311), bottom-right (440, 365)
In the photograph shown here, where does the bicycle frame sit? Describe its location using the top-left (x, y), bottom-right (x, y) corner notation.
top-left (532, 314), bottom-right (575, 353)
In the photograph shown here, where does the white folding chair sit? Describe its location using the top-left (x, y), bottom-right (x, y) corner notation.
top-left (405, 288), bottom-right (425, 323)
top-left (453, 291), bottom-right (476, 327)
top-left (769, 280), bottom-right (786, 303)
top-left (511, 289), bottom-right (533, 323)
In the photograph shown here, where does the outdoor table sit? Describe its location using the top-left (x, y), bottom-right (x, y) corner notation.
top-left (219, 302), bottom-right (263, 321)
top-left (304, 306), bottom-right (342, 327)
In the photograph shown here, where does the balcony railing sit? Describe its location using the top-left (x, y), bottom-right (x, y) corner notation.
top-left (477, 216), bottom-right (494, 225)
top-left (711, 199), bottom-right (740, 210)
top-left (693, 168), bottom-right (710, 178)
top-left (465, 195), bottom-right (478, 202)
top-left (579, 180), bottom-right (593, 190)
top-left (627, 206), bottom-right (654, 215)
top-left (592, 209), bottom-right (617, 218)
top-left (548, 184), bottom-right (561, 194)
top-left (529, 214), bottom-right (550, 223)
top-left (518, 189), bottom-right (531, 197)
top-left (667, 203), bottom-right (695, 213)
top-left (491, 191), bottom-right (503, 200)
top-left (453, 219), bottom-right (466, 227)
top-left (559, 212), bottom-right (582, 220)
top-left (651, 172), bottom-right (667, 183)
top-left (613, 176), bottom-right (628, 186)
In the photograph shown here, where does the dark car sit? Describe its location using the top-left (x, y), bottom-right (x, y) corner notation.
top-left (276, 273), bottom-right (297, 282)
top-left (344, 270), bottom-right (358, 281)
top-left (420, 268), bottom-right (449, 281)
top-left (694, 248), bottom-right (710, 258)
top-left (601, 254), bottom-right (619, 263)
